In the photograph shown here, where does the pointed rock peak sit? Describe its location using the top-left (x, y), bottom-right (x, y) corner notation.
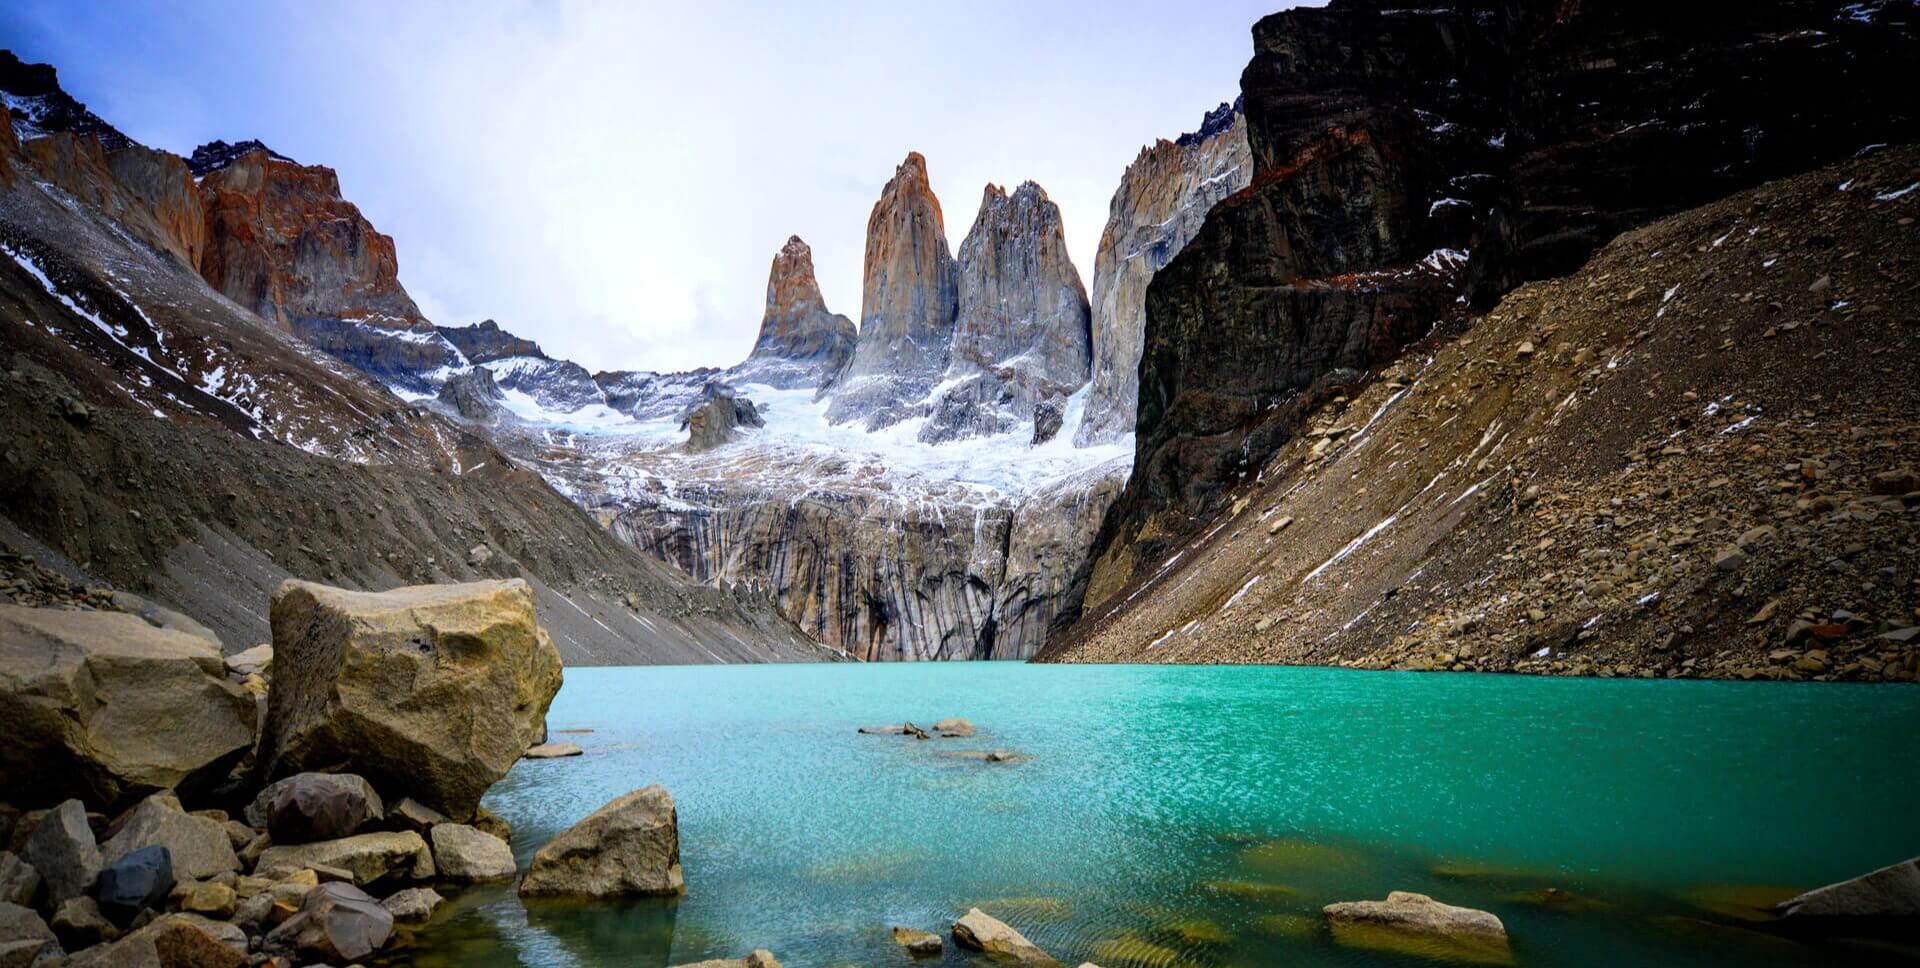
top-left (1012, 180), bottom-right (1050, 204)
top-left (1175, 95), bottom-right (1245, 147)
top-left (766, 234), bottom-right (828, 313)
top-left (982, 182), bottom-right (1009, 202)
top-left (780, 234), bottom-right (811, 256)
top-left (899, 151), bottom-right (930, 178)
top-left (188, 139), bottom-right (298, 176)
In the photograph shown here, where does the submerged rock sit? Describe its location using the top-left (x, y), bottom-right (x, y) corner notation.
top-left (519, 786), bottom-right (683, 898)
top-left (0, 606), bottom-right (256, 808)
top-left (1323, 892), bottom-right (1511, 965)
top-left (892, 925), bottom-right (943, 956)
top-left (262, 579), bottom-right (563, 821)
top-left (668, 950), bottom-right (782, 968)
top-left (523, 742), bottom-right (584, 759)
top-left (951, 908), bottom-right (1055, 965)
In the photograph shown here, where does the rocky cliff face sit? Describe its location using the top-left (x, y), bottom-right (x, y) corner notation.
top-left (439, 318), bottom-right (545, 364)
top-left (920, 182), bottom-right (1091, 444)
top-left (679, 382), bottom-right (764, 452)
top-left (0, 51), bottom-right (131, 150)
top-left (196, 143), bottom-right (458, 389)
top-left (824, 151), bottom-right (959, 428)
top-left (1044, 144), bottom-right (1920, 681)
top-left (1075, 102), bottom-right (1251, 446)
top-left (1080, 0), bottom-right (1920, 607)
top-left (729, 235), bottom-right (856, 389)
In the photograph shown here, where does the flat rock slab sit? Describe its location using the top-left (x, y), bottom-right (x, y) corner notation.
top-left (952, 908), bottom-right (1057, 965)
top-left (256, 831), bottom-right (432, 887)
top-left (1324, 892), bottom-right (1511, 966)
top-left (524, 743), bottom-right (584, 759)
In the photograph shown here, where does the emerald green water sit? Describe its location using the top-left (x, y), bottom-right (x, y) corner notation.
top-left (392, 664), bottom-right (1920, 967)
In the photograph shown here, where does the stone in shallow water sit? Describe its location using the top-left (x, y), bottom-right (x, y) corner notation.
top-left (518, 786), bottom-right (683, 898)
top-left (523, 742), bottom-right (584, 759)
top-left (1773, 855), bottom-right (1920, 928)
top-left (429, 823), bottom-right (515, 883)
top-left (951, 908), bottom-right (1054, 965)
top-left (1323, 892), bottom-right (1511, 966)
top-left (892, 925), bottom-right (942, 956)
top-left (381, 886), bottom-right (443, 923)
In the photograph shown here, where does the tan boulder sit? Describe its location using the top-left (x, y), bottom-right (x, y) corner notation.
top-left (951, 908), bottom-right (1057, 965)
top-left (261, 579), bottom-right (563, 820)
top-left (255, 831), bottom-right (432, 887)
top-left (1323, 891), bottom-right (1511, 965)
top-left (100, 796), bottom-right (239, 881)
top-left (429, 823), bottom-right (515, 883)
top-left (518, 786), bottom-right (683, 898)
top-left (0, 606), bottom-right (256, 808)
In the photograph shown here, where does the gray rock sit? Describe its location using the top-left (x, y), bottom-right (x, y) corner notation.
top-left (100, 797), bottom-right (237, 882)
top-left (0, 855), bottom-right (37, 908)
top-left (1775, 855), bottom-right (1920, 926)
top-left (379, 886), bottom-right (442, 924)
top-left (383, 797), bottom-right (450, 834)
top-left (517, 786), bottom-right (683, 898)
top-left (0, 901), bottom-right (58, 968)
top-left (21, 800), bottom-right (99, 907)
top-left (264, 881), bottom-right (393, 963)
top-left (429, 824), bottom-right (515, 883)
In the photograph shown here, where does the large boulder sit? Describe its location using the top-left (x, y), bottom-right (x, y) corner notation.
top-left (1323, 892), bottom-right (1511, 965)
top-left (249, 773), bottom-right (382, 844)
top-left (264, 882), bottom-right (393, 963)
top-left (951, 908), bottom-right (1056, 964)
top-left (1775, 856), bottom-right (1920, 930)
top-left (0, 901), bottom-right (58, 968)
top-left (517, 786), bottom-right (683, 898)
top-left (430, 823), bottom-right (514, 883)
top-left (254, 831), bottom-right (432, 887)
top-left (100, 797), bottom-right (237, 882)
top-left (93, 845), bottom-right (173, 926)
top-left (0, 606), bottom-right (257, 808)
top-left (261, 579), bottom-right (563, 820)
top-left (21, 800), bottom-right (99, 907)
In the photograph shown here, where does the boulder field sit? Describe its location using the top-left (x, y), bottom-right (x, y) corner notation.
top-left (0, 576), bottom-right (686, 965)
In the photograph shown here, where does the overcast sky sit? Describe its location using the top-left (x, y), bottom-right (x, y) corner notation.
top-left (3, 1), bottom-right (1289, 372)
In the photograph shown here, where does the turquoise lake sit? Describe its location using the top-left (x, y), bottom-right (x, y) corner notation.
top-left (390, 663), bottom-right (1920, 967)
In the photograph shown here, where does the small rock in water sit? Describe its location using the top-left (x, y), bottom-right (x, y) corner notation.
top-left (952, 908), bottom-right (1055, 964)
top-left (892, 925), bottom-right (944, 956)
top-left (524, 742), bottom-right (585, 759)
top-left (933, 718), bottom-right (975, 737)
top-left (380, 886), bottom-right (443, 924)
top-left (1323, 892), bottom-right (1510, 965)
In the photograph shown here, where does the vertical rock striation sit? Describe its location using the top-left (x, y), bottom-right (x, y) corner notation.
top-left (1076, 101), bottom-right (1251, 445)
top-left (1078, 0), bottom-right (1920, 606)
top-left (920, 182), bottom-right (1091, 444)
top-left (824, 151), bottom-right (959, 429)
top-left (729, 235), bottom-right (856, 389)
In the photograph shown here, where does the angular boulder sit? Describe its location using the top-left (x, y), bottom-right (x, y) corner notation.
top-left (65, 912), bottom-right (246, 968)
top-left (0, 854), bottom-right (37, 907)
top-left (21, 800), bottom-right (99, 907)
top-left (429, 823), bottom-right (515, 883)
top-left (100, 797), bottom-right (238, 882)
top-left (0, 901), bottom-right (58, 968)
top-left (0, 606), bottom-right (257, 808)
top-left (951, 908), bottom-right (1055, 965)
top-left (1323, 892), bottom-right (1511, 965)
top-left (1774, 855), bottom-right (1920, 929)
top-left (255, 831), bottom-right (432, 887)
top-left (50, 896), bottom-right (116, 950)
top-left (262, 579), bottom-right (563, 821)
top-left (383, 797), bottom-right (450, 834)
top-left (264, 882), bottom-right (393, 964)
top-left (93, 844), bottom-right (173, 926)
top-left (517, 786), bottom-right (683, 898)
top-left (252, 772), bottom-right (383, 843)
top-left (379, 886), bottom-right (442, 924)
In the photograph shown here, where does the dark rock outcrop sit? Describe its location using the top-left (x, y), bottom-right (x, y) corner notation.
top-left (185, 139), bottom-right (294, 177)
top-left (679, 383), bottom-right (763, 453)
top-left (437, 319), bottom-right (545, 364)
top-left (729, 236), bottom-right (856, 389)
top-left (0, 51), bottom-right (131, 149)
top-left (435, 366), bottom-right (505, 423)
top-left (1085, 0), bottom-right (1920, 600)
top-left (1076, 101), bottom-right (1251, 445)
top-left (596, 367), bottom-right (722, 419)
top-left (824, 152), bottom-right (959, 429)
top-left (481, 355), bottom-right (608, 414)
top-left (920, 182), bottom-right (1090, 444)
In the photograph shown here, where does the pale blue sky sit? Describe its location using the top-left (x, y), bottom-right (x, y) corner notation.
top-left (2, 1), bottom-right (1294, 372)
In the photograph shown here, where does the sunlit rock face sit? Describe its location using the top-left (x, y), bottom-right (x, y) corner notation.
top-left (1075, 101), bottom-right (1251, 446)
top-left (195, 144), bottom-right (459, 388)
top-left (823, 151), bottom-right (959, 429)
top-left (728, 235), bottom-right (856, 389)
top-left (920, 182), bottom-right (1091, 445)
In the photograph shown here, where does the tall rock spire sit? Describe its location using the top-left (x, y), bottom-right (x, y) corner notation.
top-left (823, 151), bottom-right (959, 428)
top-left (920, 181), bottom-right (1091, 444)
top-left (731, 235), bottom-right (856, 389)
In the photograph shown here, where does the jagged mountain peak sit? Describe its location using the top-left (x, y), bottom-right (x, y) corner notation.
top-left (0, 49), bottom-right (134, 150)
top-left (187, 139), bottom-right (296, 176)
top-left (438, 318), bottom-right (548, 364)
top-left (1173, 96), bottom-right (1243, 148)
